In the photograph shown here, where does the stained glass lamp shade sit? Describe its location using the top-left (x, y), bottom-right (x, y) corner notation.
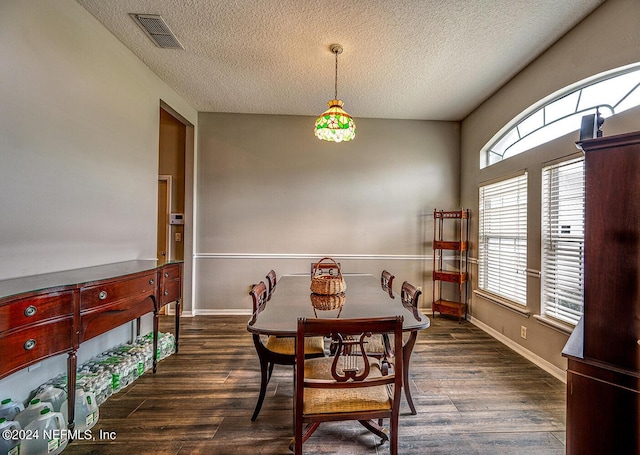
top-left (314, 99), bottom-right (356, 142)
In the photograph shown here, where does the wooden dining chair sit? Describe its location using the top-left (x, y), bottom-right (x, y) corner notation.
top-left (397, 281), bottom-right (422, 414)
top-left (366, 270), bottom-right (396, 356)
top-left (265, 269), bottom-right (277, 301)
top-left (310, 259), bottom-right (341, 277)
top-left (292, 316), bottom-right (404, 455)
top-left (248, 281), bottom-right (325, 421)
top-left (368, 280), bottom-right (422, 415)
top-left (380, 270), bottom-right (395, 298)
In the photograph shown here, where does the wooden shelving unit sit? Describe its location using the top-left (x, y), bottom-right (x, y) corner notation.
top-left (432, 209), bottom-right (469, 322)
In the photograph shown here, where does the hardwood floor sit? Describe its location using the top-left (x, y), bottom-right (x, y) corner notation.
top-left (64, 315), bottom-right (566, 454)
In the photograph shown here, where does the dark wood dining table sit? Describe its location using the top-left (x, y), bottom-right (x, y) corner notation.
top-left (247, 273), bottom-right (430, 414)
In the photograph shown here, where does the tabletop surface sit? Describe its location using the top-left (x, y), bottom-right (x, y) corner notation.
top-left (0, 260), bottom-right (182, 300)
top-left (247, 274), bottom-right (430, 336)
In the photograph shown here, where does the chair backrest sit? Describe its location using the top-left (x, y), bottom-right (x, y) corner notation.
top-left (400, 281), bottom-right (421, 308)
top-left (248, 281), bottom-right (268, 325)
top-left (295, 316), bottom-right (404, 408)
top-left (381, 270), bottom-right (395, 293)
top-left (265, 270), bottom-right (277, 300)
top-left (310, 259), bottom-right (341, 277)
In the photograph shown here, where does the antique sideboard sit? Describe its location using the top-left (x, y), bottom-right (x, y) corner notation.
top-left (0, 260), bottom-right (182, 430)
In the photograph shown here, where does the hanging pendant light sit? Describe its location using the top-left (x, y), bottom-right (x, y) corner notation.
top-left (314, 44), bottom-right (356, 142)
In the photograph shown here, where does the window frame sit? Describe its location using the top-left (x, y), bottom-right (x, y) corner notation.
top-left (477, 172), bottom-right (528, 306)
top-left (541, 154), bottom-right (585, 326)
top-left (481, 63), bottom-right (640, 168)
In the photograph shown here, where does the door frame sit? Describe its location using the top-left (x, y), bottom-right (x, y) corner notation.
top-left (159, 100), bottom-right (194, 316)
top-left (158, 175), bottom-right (173, 263)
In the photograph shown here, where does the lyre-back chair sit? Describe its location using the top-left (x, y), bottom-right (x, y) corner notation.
top-left (368, 280), bottom-right (422, 415)
top-left (366, 269), bottom-right (396, 357)
top-left (310, 259), bottom-right (341, 277)
top-left (293, 316), bottom-right (404, 454)
top-left (265, 269), bottom-right (277, 301)
top-left (381, 270), bottom-right (395, 298)
top-left (397, 281), bottom-right (422, 414)
top-left (248, 281), bottom-right (325, 421)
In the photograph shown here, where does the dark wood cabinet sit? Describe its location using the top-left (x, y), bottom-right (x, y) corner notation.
top-left (563, 131), bottom-right (640, 455)
top-left (78, 271), bottom-right (158, 342)
top-left (432, 209), bottom-right (469, 322)
top-left (0, 260), bottom-right (182, 430)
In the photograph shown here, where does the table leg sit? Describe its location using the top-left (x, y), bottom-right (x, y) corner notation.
top-left (402, 331), bottom-right (418, 415)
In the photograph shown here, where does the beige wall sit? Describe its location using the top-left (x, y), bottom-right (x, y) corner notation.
top-left (0, 0), bottom-right (197, 279)
top-left (0, 0), bottom-right (196, 403)
top-left (460, 0), bottom-right (640, 374)
top-left (195, 113), bottom-right (460, 312)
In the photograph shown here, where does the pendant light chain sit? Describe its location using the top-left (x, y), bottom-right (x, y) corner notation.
top-left (314, 43), bottom-right (356, 142)
top-left (334, 48), bottom-right (338, 100)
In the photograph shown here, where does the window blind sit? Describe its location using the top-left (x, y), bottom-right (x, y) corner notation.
top-left (541, 156), bottom-right (585, 325)
top-left (478, 173), bottom-right (528, 305)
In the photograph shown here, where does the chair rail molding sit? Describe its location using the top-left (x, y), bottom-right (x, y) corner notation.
top-left (195, 253), bottom-right (430, 261)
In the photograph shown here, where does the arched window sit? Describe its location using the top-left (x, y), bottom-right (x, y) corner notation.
top-left (481, 63), bottom-right (640, 168)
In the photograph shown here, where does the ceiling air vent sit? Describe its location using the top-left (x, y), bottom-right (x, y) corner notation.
top-left (130, 14), bottom-right (184, 49)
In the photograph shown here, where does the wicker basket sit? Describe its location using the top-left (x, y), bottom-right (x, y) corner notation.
top-left (310, 257), bottom-right (347, 295)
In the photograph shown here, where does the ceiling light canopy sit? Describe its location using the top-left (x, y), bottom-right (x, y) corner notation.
top-left (314, 44), bottom-right (356, 142)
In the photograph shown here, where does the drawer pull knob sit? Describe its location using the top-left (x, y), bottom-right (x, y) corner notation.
top-left (164, 290), bottom-right (169, 296)
top-left (98, 291), bottom-right (108, 300)
top-left (149, 279), bottom-right (155, 285)
top-left (24, 305), bottom-right (37, 317)
top-left (164, 272), bottom-right (169, 278)
top-left (24, 339), bottom-right (36, 350)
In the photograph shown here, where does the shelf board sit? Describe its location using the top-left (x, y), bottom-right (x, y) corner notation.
top-left (434, 209), bottom-right (469, 219)
top-left (432, 299), bottom-right (466, 319)
top-left (433, 240), bottom-right (468, 251)
top-left (433, 271), bottom-right (467, 283)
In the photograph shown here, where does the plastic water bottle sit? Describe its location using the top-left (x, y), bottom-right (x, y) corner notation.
top-left (0, 399), bottom-right (24, 421)
top-left (60, 389), bottom-right (99, 432)
top-left (21, 408), bottom-right (68, 455)
top-left (14, 399), bottom-right (54, 430)
top-left (0, 417), bottom-right (21, 455)
top-left (93, 371), bottom-right (112, 406)
top-left (34, 386), bottom-right (66, 413)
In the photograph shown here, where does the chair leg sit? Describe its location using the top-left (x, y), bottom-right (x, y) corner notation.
top-left (251, 357), bottom-right (270, 421)
top-left (358, 420), bottom-right (389, 442)
top-left (389, 414), bottom-right (399, 455)
top-left (267, 361), bottom-right (275, 381)
top-left (290, 422), bottom-right (320, 454)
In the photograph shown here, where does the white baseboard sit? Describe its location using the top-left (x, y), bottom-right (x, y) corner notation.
top-left (469, 316), bottom-right (567, 384)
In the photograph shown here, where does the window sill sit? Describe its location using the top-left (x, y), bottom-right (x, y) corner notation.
top-left (474, 289), bottom-right (531, 317)
top-left (533, 314), bottom-right (574, 335)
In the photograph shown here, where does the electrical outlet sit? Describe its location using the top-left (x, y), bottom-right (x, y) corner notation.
top-left (520, 326), bottom-right (527, 339)
top-left (175, 232), bottom-right (182, 242)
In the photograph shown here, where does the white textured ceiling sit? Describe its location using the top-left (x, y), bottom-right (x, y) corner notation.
top-left (76, 0), bottom-right (604, 121)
